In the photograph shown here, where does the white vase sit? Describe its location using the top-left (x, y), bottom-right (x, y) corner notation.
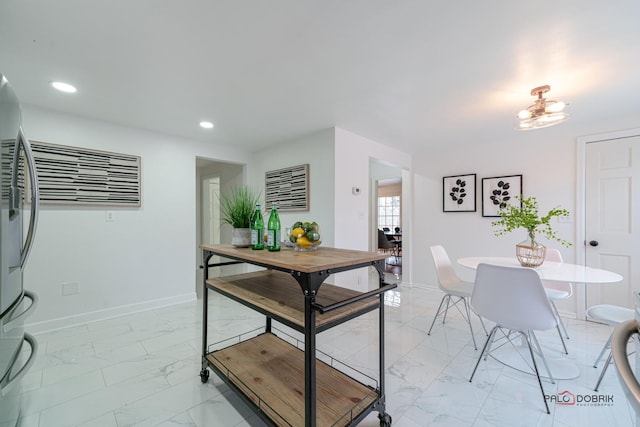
top-left (231, 228), bottom-right (251, 247)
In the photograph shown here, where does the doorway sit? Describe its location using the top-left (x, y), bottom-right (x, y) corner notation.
top-left (376, 177), bottom-right (402, 276)
top-left (579, 130), bottom-right (640, 313)
top-left (370, 159), bottom-right (406, 282)
top-left (202, 176), bottom-right (220, 247)
top-left (195, 158), bottom-right (245, 298)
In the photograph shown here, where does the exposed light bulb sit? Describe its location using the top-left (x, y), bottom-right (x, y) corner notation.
top-left (545, 101), bottom-right (565, 113)
top-left (518, 110), bottom-right (532, 119)
top-left (51, 81), bottom-right (77, 93)
top-left (199, 121), bottom-right (214, 129)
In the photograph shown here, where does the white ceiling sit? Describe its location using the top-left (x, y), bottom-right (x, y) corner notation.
top-left (1, 1), bottom-right (639, 155)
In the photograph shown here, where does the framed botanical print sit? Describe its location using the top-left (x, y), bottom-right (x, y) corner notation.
top-left (482, 175), bottom-right (522, 217)
top-left (443, 174), bottom-right (476, 212)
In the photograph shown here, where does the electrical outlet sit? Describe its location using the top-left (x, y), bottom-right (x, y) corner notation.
top-left (62, 282), bottom-right (80, 296)
top-left (106, 211), bottom-right (115, 222)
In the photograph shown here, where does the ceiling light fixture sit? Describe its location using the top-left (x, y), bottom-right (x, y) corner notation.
top-left (517, 85), bottom-right (568, 130)
top-left (199, 121), bottom-right (214, 129)
top-left (51, 81), bottom-right (77, 93)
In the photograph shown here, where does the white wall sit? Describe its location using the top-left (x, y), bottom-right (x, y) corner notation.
top-left (334, 128), bottom-right (412, 251)
top-left (249, 128), bottom-right (336, 246)
top-left (334, 128), bottom-right (412, 290)
top-left (22, 107), bottom-right (250, 330)
top-left (411, 114), bottom-right (640, 318)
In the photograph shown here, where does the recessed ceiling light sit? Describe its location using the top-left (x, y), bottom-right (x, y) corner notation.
top-left (51, 81), bottom-right (77, 93)
top-left (199, 121), bottom-right (214, 129)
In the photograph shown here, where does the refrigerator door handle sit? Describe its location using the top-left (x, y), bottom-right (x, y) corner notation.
top-left (18, 126), bottom-right (39, 269)
top-left (0, 333), bottom-right (38, 397)
top-left (2, 290), bottom-right (38, 333)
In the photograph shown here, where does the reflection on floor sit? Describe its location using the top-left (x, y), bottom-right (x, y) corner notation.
top-left (18, 280), bottom-right (635, 427)
top-left (379, 250), bottom-right (402, 281)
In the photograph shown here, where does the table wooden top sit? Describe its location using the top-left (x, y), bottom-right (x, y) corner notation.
top-left (201, 244), bottom-right (388, 273)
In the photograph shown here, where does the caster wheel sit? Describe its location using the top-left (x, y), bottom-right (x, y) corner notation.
top-left (379, 412), bottom-right (392, 426)
top-left (200, 369), bottom-right (209, 383)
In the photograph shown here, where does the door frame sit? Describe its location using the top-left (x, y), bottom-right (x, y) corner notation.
top-left (576, 127), bottom-right (640, 319)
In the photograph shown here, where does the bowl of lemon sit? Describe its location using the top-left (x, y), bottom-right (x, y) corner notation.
top-left (289, 221), bottom-right (321, 251)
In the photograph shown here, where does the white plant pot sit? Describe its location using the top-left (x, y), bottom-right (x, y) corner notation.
top-left (231, 228), bottom-right (251, 247)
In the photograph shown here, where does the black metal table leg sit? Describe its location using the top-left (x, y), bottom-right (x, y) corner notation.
top-left (304, 290), bottom-right (316, 427)
top-left (200, 251), bottom-right (213, 383)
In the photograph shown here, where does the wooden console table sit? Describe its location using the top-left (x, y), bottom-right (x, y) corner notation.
top-left (199, 244), bottom-right (396, 427)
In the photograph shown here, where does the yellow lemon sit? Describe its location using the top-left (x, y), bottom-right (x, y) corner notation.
top-left (292, 227), bottom-right (305, 238)
top-left (296, 236), bottom-right (312, 247)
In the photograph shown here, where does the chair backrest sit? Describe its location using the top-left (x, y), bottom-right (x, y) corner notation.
top-left (545, 247), bottom-right (563, 263)
top-left (378, 229), bottom-right (395, 249)
top-left (543, 248), bottom-right (573, 294)
top-left (471, 263), bottom-right (558, 332)
top-left (429, 245), bottom-right (463, 291)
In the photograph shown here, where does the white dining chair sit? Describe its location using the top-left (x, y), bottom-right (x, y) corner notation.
top-left (542, 248), bottom-right (571, 354)
top-left (428, 245), bottom-right (487, 350)
top-left (469, 263), bottom-right (558, 414)
top-left (586, 304), bottom-right (634, 391)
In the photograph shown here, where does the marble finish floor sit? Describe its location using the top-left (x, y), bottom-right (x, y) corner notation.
top-left (11, 274), bottom-right (637, 427)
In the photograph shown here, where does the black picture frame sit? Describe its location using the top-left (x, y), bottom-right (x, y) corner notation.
top-left (482, 175), bottom-right (523, 217)
top-left (443, 174), bottom-right (476, 212)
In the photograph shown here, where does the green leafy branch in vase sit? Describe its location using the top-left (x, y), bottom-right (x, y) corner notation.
top-left (491, 196), bottom-right (572, 247)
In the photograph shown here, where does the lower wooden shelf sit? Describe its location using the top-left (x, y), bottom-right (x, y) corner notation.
top-left (206, 332), bottom-right (379, 427)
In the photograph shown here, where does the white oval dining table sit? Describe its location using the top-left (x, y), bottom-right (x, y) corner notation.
top-left (457, 256), bottom-right (623, 284)
top-left (457, 256), bottom-right (623, 380)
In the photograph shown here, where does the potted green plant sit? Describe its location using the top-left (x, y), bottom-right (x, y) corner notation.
top-left (219, 186), bottom-right (261, 247)
top-left (492, 196), bottom-right (571, 266)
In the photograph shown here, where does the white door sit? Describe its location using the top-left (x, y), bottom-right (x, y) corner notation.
top-left (585, 135), bottom-right (640, 309)
top-left (202, 176), bottom-right (220, 245)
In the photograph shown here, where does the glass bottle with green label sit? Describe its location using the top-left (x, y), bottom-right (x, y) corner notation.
top-left (250, 204), bottom-right (264, 250)
top-left (266, 203), bottom-right (281, 251)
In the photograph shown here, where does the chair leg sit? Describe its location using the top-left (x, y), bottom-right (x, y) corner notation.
top-left (529, 331), bottom-right (555, 384)
top-left (427, 294), bottom-right (449, 335)
top-left (523, 332), bottom-right (551, 414)
top-left (442, 295), bottom-right (452, 324)
top-left (470, 326), bottom-right (499, 382)
top-left (593, 335), bottom-right (612, 368)
top-left (594, 352), bottom-right (613, 392)
top-left (472, 307), bottom-right (489, 336)
top-left (550, 300), bottom-right (570, 339)
top-left (556, 325), bottom-right (568, 355)
top-left (461, 297), bottom-right (478, 350)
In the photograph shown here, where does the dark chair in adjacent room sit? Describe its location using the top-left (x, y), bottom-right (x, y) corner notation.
top-left (378, 229), bottom-right (400, 260)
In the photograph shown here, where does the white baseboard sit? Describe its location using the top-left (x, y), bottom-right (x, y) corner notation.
top-left (25, 292), bottom-right (197, 335)
top-left (410, 282), bottom-right (439, 291)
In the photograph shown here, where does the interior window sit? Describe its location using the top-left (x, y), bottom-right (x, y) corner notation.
top-left (378, 196), bottom-right (401, 230)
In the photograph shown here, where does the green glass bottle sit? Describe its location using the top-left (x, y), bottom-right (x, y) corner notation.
top-left (250, 204), bottom-right (264, 250)
top-left (266, 203), bottom-right (281, 251)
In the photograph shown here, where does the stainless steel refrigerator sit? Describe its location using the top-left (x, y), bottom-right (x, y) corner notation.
top-left (0, 73), bottom-right (39, 426)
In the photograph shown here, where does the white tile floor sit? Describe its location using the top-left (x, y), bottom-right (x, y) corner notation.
top-left (12, 273), bottom-right (637, 427)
